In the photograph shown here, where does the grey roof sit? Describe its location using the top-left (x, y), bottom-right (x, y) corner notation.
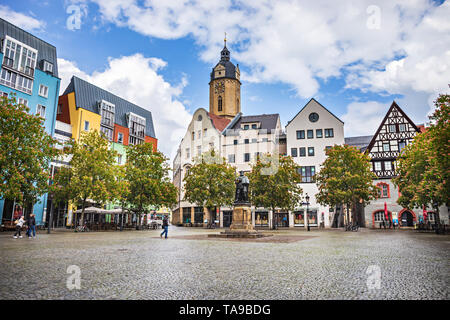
top-left (286, 98), bottom-right (344, 127)
top-left (63, 76), bottom-right (156, 138)
top-left (345, 135), bottom-right (373, 152)
top-left (225, 113), bottom-right (280, 134)
top-left (210, 45), bottom-right (238, 81)
top-left (0, 18), bottom-right (58, 78)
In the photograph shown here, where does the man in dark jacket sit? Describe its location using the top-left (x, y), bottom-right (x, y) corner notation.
top-left (26, 214), bottom-right (36, 238)
top-left (160, 215), bottom-right (169, 239)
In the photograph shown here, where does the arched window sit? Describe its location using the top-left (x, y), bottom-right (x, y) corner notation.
top-left (218, 96), bottom-right (223, 111)
top-left (376, 182), bottom-right (390, 198)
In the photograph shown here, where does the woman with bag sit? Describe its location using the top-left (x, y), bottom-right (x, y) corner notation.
top-left (13, 216), bottom-right (25, 239)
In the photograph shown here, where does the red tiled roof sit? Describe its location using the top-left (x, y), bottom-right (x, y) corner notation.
top-left (417, 124), bottom-right (427, 133)
top-left (207, 112), bottom-right (231, 132)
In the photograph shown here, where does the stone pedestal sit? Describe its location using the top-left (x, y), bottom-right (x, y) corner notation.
top-left (209, 203), bottom-right (270, 239)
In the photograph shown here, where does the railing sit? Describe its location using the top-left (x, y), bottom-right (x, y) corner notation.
top-left (23, 66), bottom-right (34, 77)
top-left (2, 56), bottom-right (13, 68)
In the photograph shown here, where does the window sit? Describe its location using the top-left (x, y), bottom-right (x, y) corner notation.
top-left (197, 145), bottom-right (202, 156)
top-left (244, 124), bottom-right (249, 130)
top-left (204, 128), bottom-right (207, 137)
top-left (308, 147), bottom-right (315, 156)
top-left (100, 126), bottom-right (113, 141)
top-left (198, 131), bottom-right (201, 139)
top-left (251, 138), bottom-right (257, 143)
top-left (316, 129), bottom-right (323, 138)
top-left (388, 124), bottom-right (396, 133)
top-left (117, 154), bottom-right (122, 165)
top-left (252, 124), bottom-right (257, 129)
top-left (374, 211), bottom-right (387, 222)
top-left (0, 91), bottom-right (8, 97)
top-left (298, 166), bottom-right (316, 183)
top-left (383, 142), bottom-right (390, 152)
top-left (291, 148), bottom-right (298, 157)
top-left (244, 153), bottom-right (250, 162)
top-left (254, 152), bottom-right (260, 160)
top-left (194, 207), bottom-right (204, 224)
top-left (57, 103), bottom-right (63, 114)
top-left (128, 112), bottom-right (146, 145)
top-left (18, 98), bottom-right (28, 106)
top-left (325, 146), bottom-right (332, 152)
top-left (245, 139), bottom-right (249, 144)
top-left (262, 138), bottom-right (268, 142)
top-left (218, 96), bottom-right (223, 111)
top-left (296, 130), bottom-right (305, 139)
top-left (3, 36), bottom-right (37, 75)
top-left (186, 148), bottom-right (190, 159)
top-left (39, 84), bottom-right (48, 98)
top-left (398, 140), bottom-right (406, 152)
top-left (384, 161), bottom-right (392, 171)
top-left (100, 100), bottom-right (115, 127)
top-left (299, 147), bottom-right (306, 157)
top-left (377, 183), bottom-right (389, 198)
top-left (233, 139), bottom-right (238, 145)
top-left (43, 61), bottom-right (53, 73)
top-left (325, 128), bottom-right (334, 138)
top-left (399, 124), bottom-right (406, 132)
top-left (192, 132), bottom-right (195, 140)
top-left (84, 120), bottom-right (89, 131)
top-left (183, 207), bottom-right (191, 224)
top-left (36, 104), bottom-right (45, 118)
top-left (374, 161), bottom-right (381, 171)
top-left (228, 154), bottom-right (235, 163)
top-left (16, 74), bottom-right (33, 94)
top-left (307, 130), bottom-right (314, 139)
top-left (209, 142), bottom-right (214, 150)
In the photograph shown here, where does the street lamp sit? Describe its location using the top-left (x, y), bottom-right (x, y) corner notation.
top-left (305, 193), bottom-right (310, 232)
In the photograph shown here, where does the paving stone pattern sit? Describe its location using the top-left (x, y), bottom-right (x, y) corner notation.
top-left (0, 227), bottom-right (448, 300)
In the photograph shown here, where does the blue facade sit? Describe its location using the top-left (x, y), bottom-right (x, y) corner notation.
top-left (0, 19), bottom-right (60, 226)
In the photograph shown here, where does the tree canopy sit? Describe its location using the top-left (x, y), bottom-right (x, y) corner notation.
top-left (315, 145), bottom-right (378, 223)
top-left (0, 95), bottom-right (59, 208)
top-left (183, 149), bottom-right (235, 214)
top-left (394, 94), bottom-right (449, 212)
top-left (247, 153), bottom-right (303, 213)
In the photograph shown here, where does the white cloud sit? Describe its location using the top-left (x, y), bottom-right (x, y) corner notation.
top-left (58, 54), bottom-right (192, 161)
top-left (0, 5), bottom-right (45, 31)
top-left (341, 101), bottom-right (388, 137)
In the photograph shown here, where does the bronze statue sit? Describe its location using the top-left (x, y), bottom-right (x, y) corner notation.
top-left (234, 171), bottom-right (250, 204)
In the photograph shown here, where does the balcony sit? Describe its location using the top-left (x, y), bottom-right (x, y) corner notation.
top-left (2, 57), bottom-right (35, 79)
top-left (3, 56), bottom-right (13, 68)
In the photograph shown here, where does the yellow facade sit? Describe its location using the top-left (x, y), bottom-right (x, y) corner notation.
top-left (67, 92), bottom-right (101, 141)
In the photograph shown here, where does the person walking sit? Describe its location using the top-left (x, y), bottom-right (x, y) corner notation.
top-left (26, 214), bottom-right (36, 238)
top-left (160, 215), bottom-right (169, 239)
top-left (13, 216), bottom-right (25, 239)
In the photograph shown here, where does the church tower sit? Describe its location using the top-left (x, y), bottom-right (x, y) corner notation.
top-left (209, 36), bottom-right (241, 120)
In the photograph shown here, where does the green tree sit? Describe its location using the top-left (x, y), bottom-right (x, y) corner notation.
top-left (394, 94), bottom-right (449, 223)
top-left (315, 145), bottom-right (378, 226)
top-left (0, 95), bottom-right (59, 212)
top-left (183, 149), bottom-right (235, 222)
top-left (52, 130), bottom-right (118, 225)
top-left (247, 154), bottom-right (303, 223)
top-left (125, 142), bottom-right (177, 227)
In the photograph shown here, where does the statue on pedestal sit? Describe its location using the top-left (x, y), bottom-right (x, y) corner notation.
top-left (234, 171), bottom-right (250, 205)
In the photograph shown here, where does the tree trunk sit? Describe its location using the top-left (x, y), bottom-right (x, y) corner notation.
top-left (80, 198), bottom-right (86, 228)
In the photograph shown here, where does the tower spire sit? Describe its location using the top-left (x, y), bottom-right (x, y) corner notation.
top-left (224, 32), bottom-right (227, 47)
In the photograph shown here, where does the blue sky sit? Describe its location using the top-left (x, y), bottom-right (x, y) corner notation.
top-left (1, 0), bottom-right (449, 159)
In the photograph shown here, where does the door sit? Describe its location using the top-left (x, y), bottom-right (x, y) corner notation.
top-left (401, 211), bottom-right (414, 227)
top-left (223, 211), bottom-right (233, 228)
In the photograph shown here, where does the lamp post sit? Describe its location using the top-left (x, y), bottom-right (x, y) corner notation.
top-left (305, 193), bottom-right (310, 232)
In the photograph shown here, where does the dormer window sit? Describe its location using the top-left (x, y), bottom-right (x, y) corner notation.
top-left (127, 112), bottom-right (146, 145)
top-left (99, 100), bottom-right (115, 141)
top-left (43, 60), bottom-right (53, 74)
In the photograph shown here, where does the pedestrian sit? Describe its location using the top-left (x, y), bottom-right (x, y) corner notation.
top-left (160, 215), bottom-right (169, 239)
top-left (13, 216), bottom-right (25, 239)
top-left (26, 214), bottom-right (36, 238)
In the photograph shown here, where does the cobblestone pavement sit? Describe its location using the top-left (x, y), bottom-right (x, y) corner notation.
top-left (0, 227), bottom-right (448, 300)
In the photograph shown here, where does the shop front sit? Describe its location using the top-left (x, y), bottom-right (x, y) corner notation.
top-left (255, 210), bottom-right (269, 227)
top-left (274, 211), bottom-right (289, 228)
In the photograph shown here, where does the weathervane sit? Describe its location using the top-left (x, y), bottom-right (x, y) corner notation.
top-left (224, 32), bottom-right (227, 46)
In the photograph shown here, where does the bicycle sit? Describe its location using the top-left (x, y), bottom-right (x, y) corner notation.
top-left (75, 224), bottom-right (89, 232)
top-left (344, 223), bottom-right (359, 232)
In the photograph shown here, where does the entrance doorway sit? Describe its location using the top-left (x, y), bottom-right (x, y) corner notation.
top-left (275, 212), bottom-right (289, 227)
top-left (223, 211), bottom-right (233, 228)
top-left (400, 210), bottom-right (414, 227)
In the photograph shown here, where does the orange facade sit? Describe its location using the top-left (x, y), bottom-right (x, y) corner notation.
top-left (56, 94), bottom-right (71, 124)
top-left (145, 135), bottom-right (158, 152)
top-left (114, 123), bottom-right (130, 146)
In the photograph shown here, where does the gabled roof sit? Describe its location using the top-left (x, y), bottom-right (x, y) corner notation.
top-left (207, 112), bottom-right (231, 132)
top-left (62, 76), bottom-right (156, 138)
top-left (365, 101), bottom-right (420, 153)
top-left (286, 98), bottom-right (344, 127)
top-left (0, 18), bottom-right (59, 77)
top-left (345, 135), bottom-right (373, 152)
top-left (225, 113), bottom-right (280, 131)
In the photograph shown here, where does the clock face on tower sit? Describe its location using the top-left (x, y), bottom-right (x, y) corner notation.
top-left (309, 112), bottom-right (319, 122)
top-left (214, 81), bottom-right (225, 94)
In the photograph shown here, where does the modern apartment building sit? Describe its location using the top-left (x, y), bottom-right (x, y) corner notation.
top-left (56, 76), bottom-right (157, 226)
top-left (0, 18), bottom-right (61, 226)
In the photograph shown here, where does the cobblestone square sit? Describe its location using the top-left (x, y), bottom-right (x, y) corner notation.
top-left (0, 227), bottom-right (448, 300)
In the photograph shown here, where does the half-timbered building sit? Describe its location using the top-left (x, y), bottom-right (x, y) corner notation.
top-left (347, 101), bottom-right (448, 228)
